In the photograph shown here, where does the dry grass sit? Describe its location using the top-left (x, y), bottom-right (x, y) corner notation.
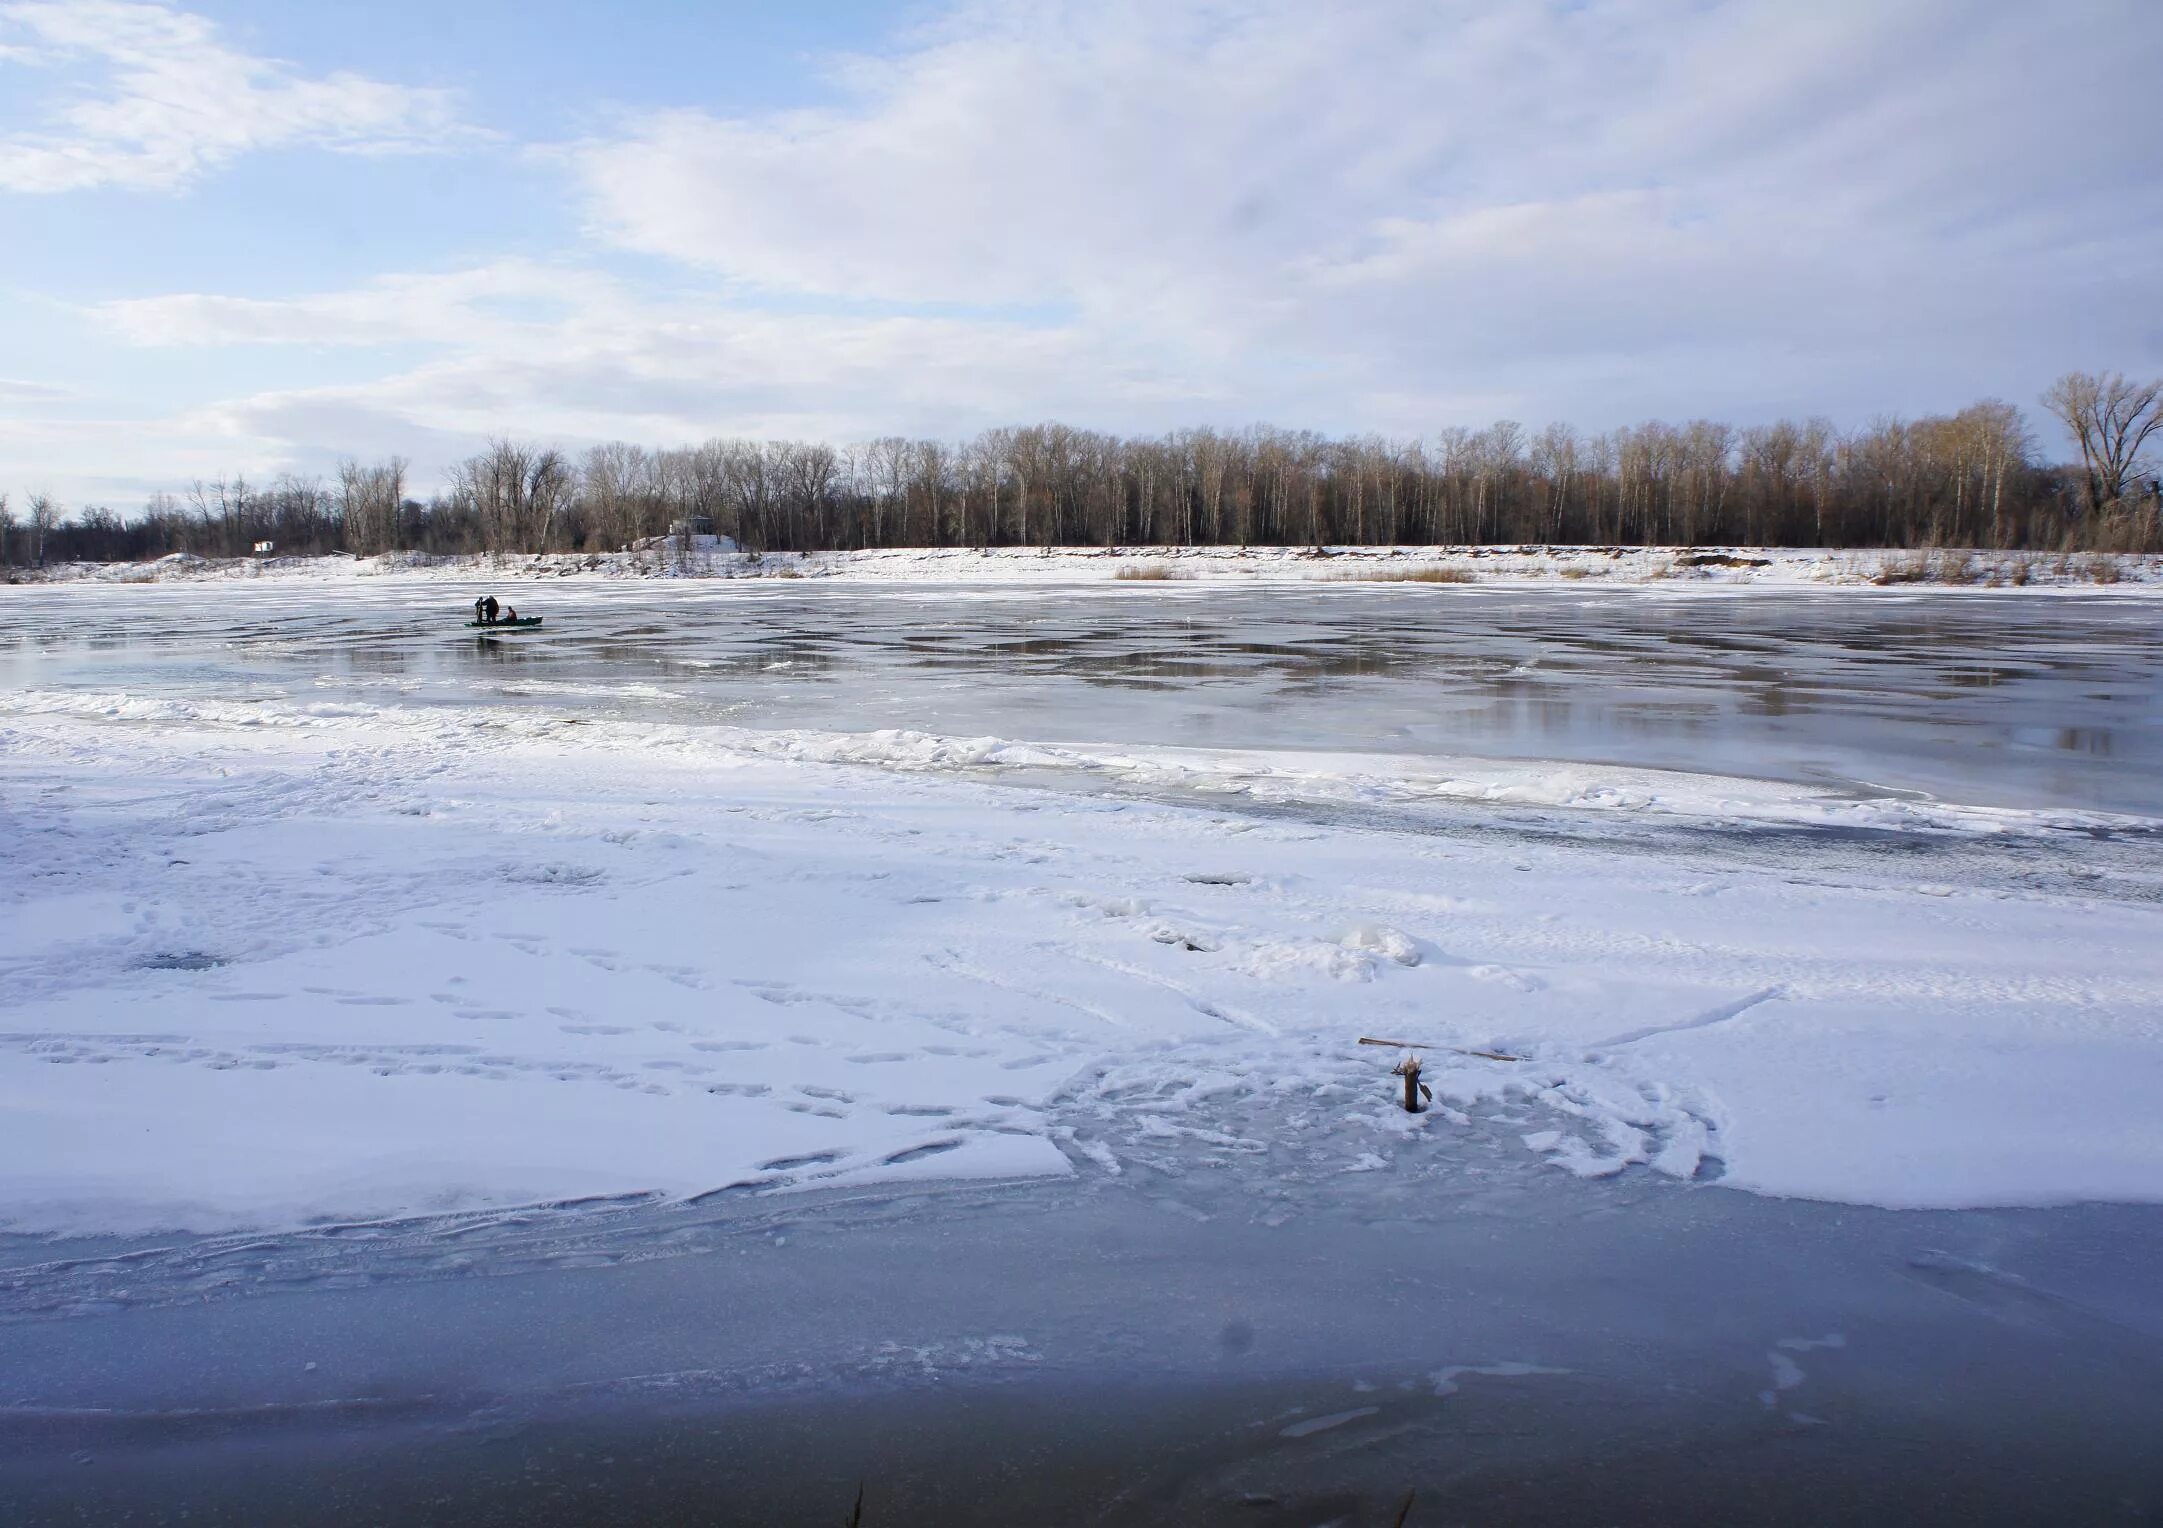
top-left (1330, 565), bottom-right (1477, 583)
top-left (1113, 563), bottom-right (1189, 580)
top-left (1559, 566), bottom-right (1593, 580)
top-left (1870, 549), bottom-right (2154, 586)
top-left (1870, 549), bottom-right (2092, 586)
top-left (1869, 552), bottom-right (1934, 585)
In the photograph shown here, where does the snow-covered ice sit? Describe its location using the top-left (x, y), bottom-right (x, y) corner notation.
top-left (4, 574), bottom-right (2162, 1234)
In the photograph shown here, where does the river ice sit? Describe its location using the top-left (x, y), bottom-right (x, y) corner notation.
top-left (8, 572), bottom-right (2163, 1523)
top-left (4, 574), bottom-right (2160, 1233)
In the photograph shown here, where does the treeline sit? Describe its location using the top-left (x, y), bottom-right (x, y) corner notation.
top-left (8, 375), bottom-right (2159, 564)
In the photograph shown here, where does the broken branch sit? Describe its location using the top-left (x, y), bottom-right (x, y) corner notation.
top-left (1359, 1035), bottom-right (1523, 1062)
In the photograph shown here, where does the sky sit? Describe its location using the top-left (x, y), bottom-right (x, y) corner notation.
top-left (1, 0), bottom-right (2158, 508)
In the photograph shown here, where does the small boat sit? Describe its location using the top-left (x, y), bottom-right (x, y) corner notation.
top-left (467, 616), bottom-right (544, 629)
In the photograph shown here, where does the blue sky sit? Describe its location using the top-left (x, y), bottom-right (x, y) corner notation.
top-left (3, 0), bottom-right (2159, 507)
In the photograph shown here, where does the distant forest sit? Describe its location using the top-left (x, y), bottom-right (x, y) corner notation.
top-left (6, 373), bottom-right (2159, 564)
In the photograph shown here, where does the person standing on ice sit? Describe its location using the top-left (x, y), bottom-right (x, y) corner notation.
top-left (473, 595), bottom-right (489, 624)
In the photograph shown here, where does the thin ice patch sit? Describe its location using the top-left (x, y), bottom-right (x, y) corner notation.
top-left (133, 951), bottom-right (226, 971)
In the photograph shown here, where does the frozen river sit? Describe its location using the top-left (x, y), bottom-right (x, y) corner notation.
top-left (5, 573), bottom-right (2163, 1523)
top-left (6, 576), bottom-right (2161, 813)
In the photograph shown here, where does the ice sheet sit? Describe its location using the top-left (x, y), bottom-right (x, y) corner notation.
top-left (5, 612), bottom-right (2161, 1231)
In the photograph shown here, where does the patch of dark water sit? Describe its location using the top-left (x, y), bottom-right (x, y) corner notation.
top-left (128, 950), bottom-right (226, 971)
top-left (4, 1146), bottom-right (2161, 1526)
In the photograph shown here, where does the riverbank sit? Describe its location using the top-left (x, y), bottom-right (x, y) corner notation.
top-left (13, 542), bottom-right (2162, 588)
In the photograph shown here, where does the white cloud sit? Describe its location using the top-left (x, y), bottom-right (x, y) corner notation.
top-left (564, 0), bottom-right (2163, 417)
top-left (0, 408), bottom-right (286, 506)
top-left (93, 261), bottom-right (618, 347)
top-left (0, 376), bottom-right (74, 401)
top-left (74, 258), bottom-right (1214, 493)
top-left (16, 0), bottom-right (2163, 504)
top-left (0, 0), bottom-right (474, 192)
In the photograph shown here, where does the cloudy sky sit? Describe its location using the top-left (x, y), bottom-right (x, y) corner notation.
top-left (2, 0), bottom-right (2158, 507)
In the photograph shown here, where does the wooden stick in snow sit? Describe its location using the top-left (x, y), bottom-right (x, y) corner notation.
top-left (1358, 1036), bottom-right (1523, 1062)
top-left (1392, 1053), bottom-right (1432, 1113)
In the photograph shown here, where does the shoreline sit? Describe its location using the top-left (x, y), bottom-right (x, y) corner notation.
top-left (11, 541), bottom-right (2163, 590)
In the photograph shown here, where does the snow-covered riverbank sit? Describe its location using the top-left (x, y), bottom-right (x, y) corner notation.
top-left (17, 542), bottom-right (2163, 589)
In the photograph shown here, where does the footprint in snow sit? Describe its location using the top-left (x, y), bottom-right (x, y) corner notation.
top-left (759, 1150), bottom-right (841, 1172)
top-left (1465, 964), bottom-right (1543, 992)
top-left (1149, 925), bottom-right (1221, 952)
top-left (884, 1140), bottom-right (962, 1165)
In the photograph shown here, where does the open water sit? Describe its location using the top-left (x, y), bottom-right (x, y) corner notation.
top-left (6, 577), bottom-right (2162, 813)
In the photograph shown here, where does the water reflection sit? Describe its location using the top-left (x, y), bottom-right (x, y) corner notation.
top-left (3, 583), bottom-right (2160, 813)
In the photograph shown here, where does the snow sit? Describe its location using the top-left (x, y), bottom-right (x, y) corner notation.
top-left (4, 576), bottom-right (2162, 1234)
top-left (18, 542), bottom-right (2163, 589)
top-left (760, 730), bottom-right (2163, 837)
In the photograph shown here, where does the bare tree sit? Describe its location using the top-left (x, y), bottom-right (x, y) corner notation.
top-left (454, 440), bottom-right (572, 551)
top-left (1530, 423), bottom-right (1580, 541)
top-left (581, 442), bottom-right (658, 551)
top-left (27, 492), bottom-right (60, 566)
top-left (659, 441), bottom-right (730, 548)
top-left (35, 374), bottom-right (2163, 564)
top-left (780, 441), bottom-right (839, 549)
top-left (2043, 372), bottom-right (2163, 514)
top-left (0, 492), bottom-right (12, 565)
top-left (721, 441), bottom-right (782, 552)
top-left (337, 457), bottom-right (407, 555)
top-left (862, 437), bottom-right (912, 548)
top-left (1004, 428), bottom-right (1051, 546)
